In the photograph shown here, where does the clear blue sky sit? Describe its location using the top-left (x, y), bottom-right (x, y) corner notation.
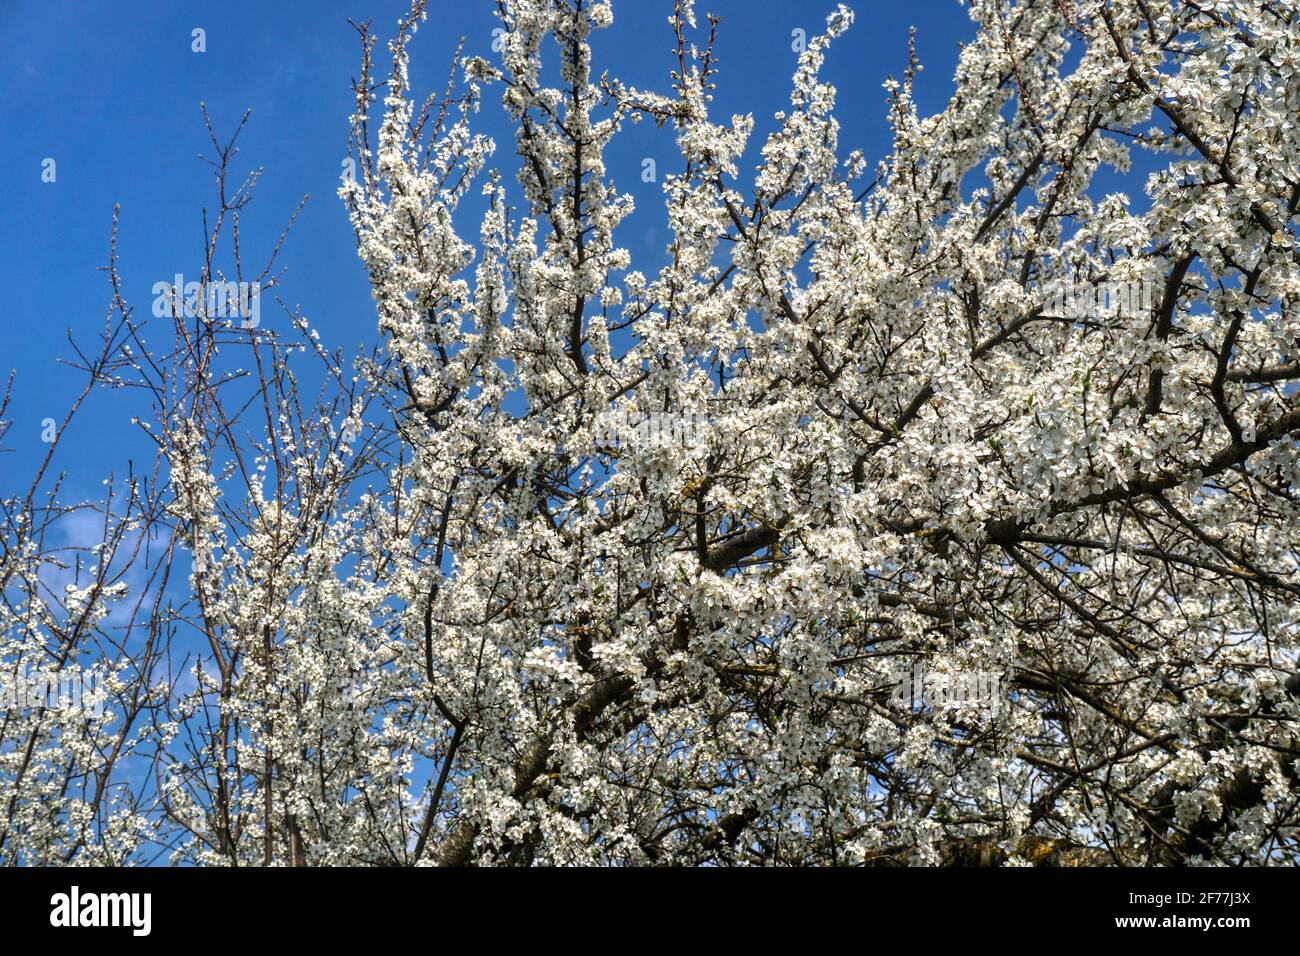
top-left (0, 0), bottom-right (977, 493)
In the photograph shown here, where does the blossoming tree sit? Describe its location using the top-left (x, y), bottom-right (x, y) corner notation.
top-left (4, 0), bottom-right (1300, 865)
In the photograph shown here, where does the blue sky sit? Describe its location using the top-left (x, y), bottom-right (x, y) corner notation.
top-left (0, 0), bottom-right (977, 494)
